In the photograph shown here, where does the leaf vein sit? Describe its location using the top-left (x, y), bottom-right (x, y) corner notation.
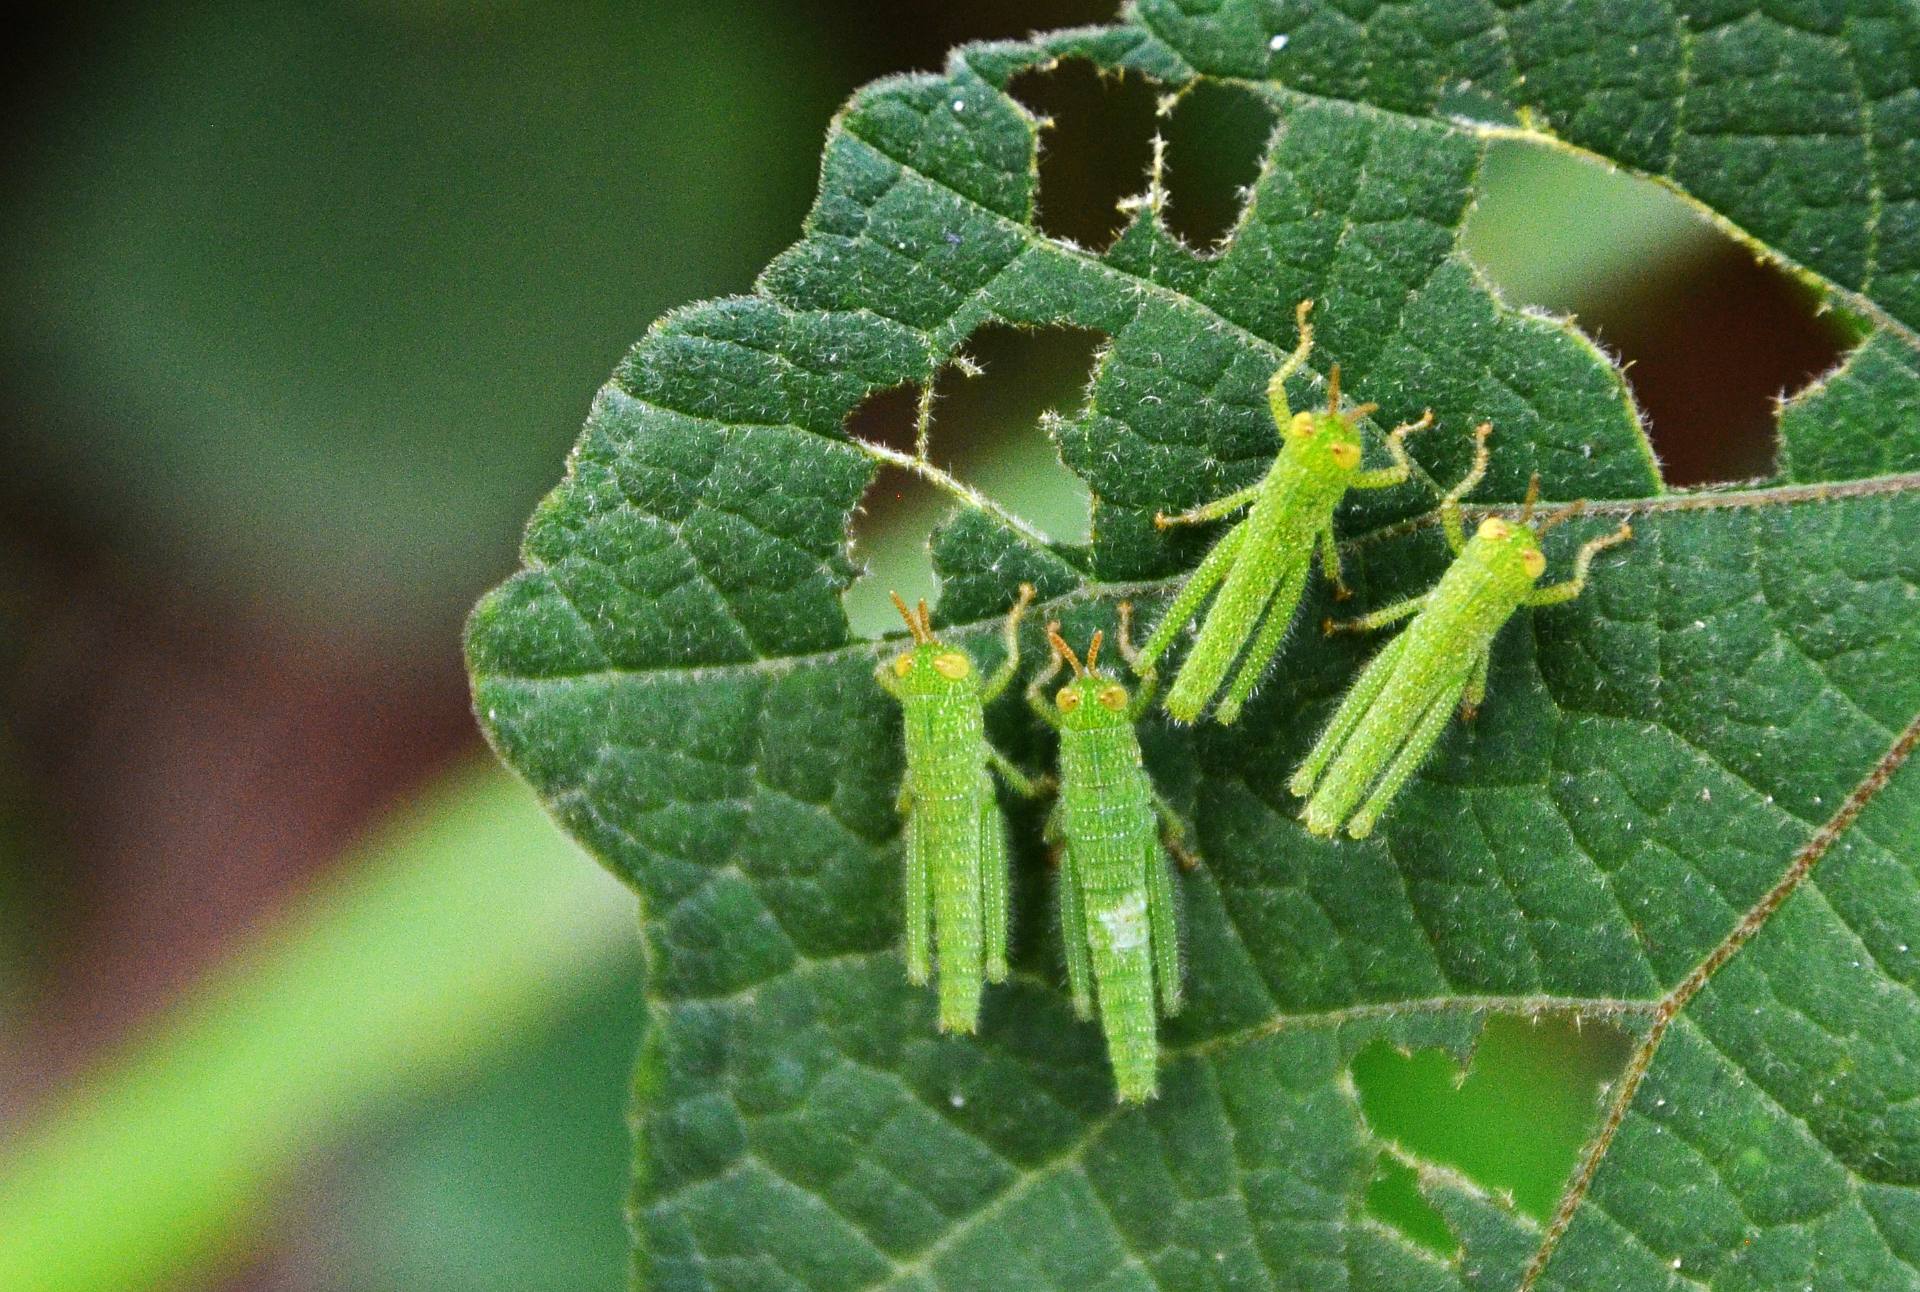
top-left (1520, 704), bottom-right (1920, 1288)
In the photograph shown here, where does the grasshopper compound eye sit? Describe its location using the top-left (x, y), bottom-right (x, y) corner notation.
top-left (1098, 683), bottom-right (1128, 711)
top-left (1327, 441), bottom-right (1360, 470)
top-left (1477, 517), bottom-right (1511, 541)
top-left (932, 651), bottom-right (971, 680)
top-left (1522, 548), bottom-right (1547, 578)
top-left (893, 654), bottom-right (914, 677)
top-left (1057, 687), bottom-right (1082, 713)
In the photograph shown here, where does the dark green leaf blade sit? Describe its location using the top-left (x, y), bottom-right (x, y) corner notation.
top-left (1779, 327), bottom-right (1920, 481)
top-left (468, 6), bottom-right (1920, 1289)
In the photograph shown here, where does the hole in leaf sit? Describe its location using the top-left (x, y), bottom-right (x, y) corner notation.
top-left (1464, 142), bottom-right (1851, 487)
top-left (1351, 1014), bottom-right (1634, 1225)
top-left (1595, 247), bottom-right (1853, 487)
top-left (846, 456), bottom-right (947, 641)
top-left (1160, 80), bottom-right (1274, 252)
top-left (842, 325), bottom-right (1101, 636)
top-left (843, 379), bottom-right (923, 459)
top-left (933, 324), bottom-right (1098, 544)
top-left (1009, 59), bottom-right (1157, 252)
top-left (842, 380), bottom-right (941, 637)
top-left (1365, 1157), bottom-right (1458, 1259)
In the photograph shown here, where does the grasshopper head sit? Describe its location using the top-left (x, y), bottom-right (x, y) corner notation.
top-left (1046, 624), bottom-right (1131, 731)
top-left (1470, 477), bottom-right (1582, 584)
top-left (1284, 363), bottom-right (1372, 474)
top-left (1471, 515), bottom-right (1548, 582)
top-left (888, 594), bottom-right (978, 697)
top-left (1054, 672), bottom-right (1131, 731)
top-left (890, 641), bottom-right (976, 696)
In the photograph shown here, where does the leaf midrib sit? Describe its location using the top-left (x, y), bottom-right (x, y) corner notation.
top-left (486, 468), bottom-right (1920, 686)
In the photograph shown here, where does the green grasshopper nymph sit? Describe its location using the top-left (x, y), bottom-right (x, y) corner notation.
top-left (1027, 610), bottom-right (1192, 1103)
top-left (1137, 300), bottom-right (1438, 726)
top-left (876, 584), bottom-right (1038, 1033)
top-left (1290, 425), bottom-right (1632, 838)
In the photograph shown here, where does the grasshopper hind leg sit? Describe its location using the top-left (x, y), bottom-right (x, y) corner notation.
top-left (1345, 673), bottom-right (1467, 839)
top-left (1215, 561), bottom-right (1309, 725)
top-left (1145, 840), bottom-right (1183, 1015)
top-left (1137, 524), bottom-right (1248, 675)
top-left (1301, 656), bottom-right (1463, 837)
top-left (903, 799), bottom-right (931, 985)
top-left (980, 785), bottom-right (1010, 983)
top-left (1289, 632), bottom-right (1412, 801)
top-left (1056, 845), bottom-right (1095, 1020)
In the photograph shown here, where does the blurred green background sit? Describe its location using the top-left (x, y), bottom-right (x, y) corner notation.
top-left (0, 3), bottom-right (1850, 1290)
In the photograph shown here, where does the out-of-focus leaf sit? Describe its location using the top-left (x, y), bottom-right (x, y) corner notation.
top-left (1, 0), bottom-right (836, 636)
top-left (0, 765), bottom-right (632, 1292)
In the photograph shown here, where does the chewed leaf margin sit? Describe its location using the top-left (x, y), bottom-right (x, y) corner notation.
top-left (473, 22), bottom-right (1667, 700)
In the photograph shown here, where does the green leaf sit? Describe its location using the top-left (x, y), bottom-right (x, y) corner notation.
top-left (469, 4), bottom-right (1920, 1288)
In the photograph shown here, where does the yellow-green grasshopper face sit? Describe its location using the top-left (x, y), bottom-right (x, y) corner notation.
top-left (1465, 514), bottom-right (1552, 592)
top-left (1052, 668), bottom-right (1132, 733)
top-left (1280, 365), bottom-right (1373, 477)
top-left (889, 636), bottom-right (979, 700)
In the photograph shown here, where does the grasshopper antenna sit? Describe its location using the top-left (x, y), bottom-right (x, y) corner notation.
top-left (890, 591), bottom-right (933, 643)
top-left (1518, 474), bottom-right (1542, 526)
top-left (1046, 622), bottom-right (1085, 676)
